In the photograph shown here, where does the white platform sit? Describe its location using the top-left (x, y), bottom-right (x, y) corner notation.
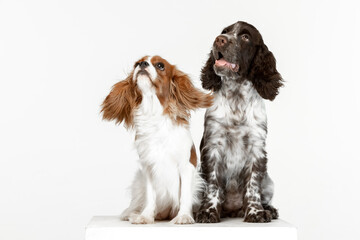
top-left (86, 216), bottom-right (297, 240)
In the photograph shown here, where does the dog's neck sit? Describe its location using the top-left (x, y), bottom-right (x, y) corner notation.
top-left (217, 76), bottom-right (261, 108)
top-left (220, 76), bottom-right (248, 94)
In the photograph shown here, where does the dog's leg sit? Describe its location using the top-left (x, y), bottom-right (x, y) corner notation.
top-left (261, 173), bottom-right (279, 219)
top-left (129, 172), bottom-right (156, 224)
top-left (195, 177), bottom-right (221, 223)
top-left (243, 147), bottom-right (272, 223)
top-left (171, 164), bottom-right (195, 224)
top-left (120, 170), bottom-right (145, 221)
top-left (195, 145), bottom-right (221, 223)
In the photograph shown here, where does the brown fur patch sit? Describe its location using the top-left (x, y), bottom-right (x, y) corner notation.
top-left (190, 144), bottom-right (197, 167)
top-left (150, 56), bottom-right (214, 126)
top-left (101, 75), bottom-right (142, 128)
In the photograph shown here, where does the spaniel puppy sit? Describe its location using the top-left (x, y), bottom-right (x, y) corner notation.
top-left (101, 56), bottom-right (212, 224)
top-left (195, 21), bottom-right (283, 223)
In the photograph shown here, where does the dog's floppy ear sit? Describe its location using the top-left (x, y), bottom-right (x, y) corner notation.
top-left (249, 44), bottom-right (283, 101)
top-left (201, 51), bottom-right (222, 91)
top-left (171, 69), bottom-right (213, 111)
top-left (101, 76), bottom-right (142, 128)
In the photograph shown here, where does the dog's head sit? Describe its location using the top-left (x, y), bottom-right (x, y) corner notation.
top-left (101, 55), bottom-right (213, 127)
top-left (201, 21), bottom-right (283, 100)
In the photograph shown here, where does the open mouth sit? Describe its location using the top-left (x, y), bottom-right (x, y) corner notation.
top-left (214, 52), bottom-right (239, 72)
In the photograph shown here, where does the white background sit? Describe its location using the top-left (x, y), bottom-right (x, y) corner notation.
top-left (1, 0), bottom-right (360, 239)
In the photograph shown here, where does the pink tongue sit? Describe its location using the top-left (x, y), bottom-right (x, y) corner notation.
top-left (215, 59), bottom-right (237, 70)
top-left (215, 59), bottom-right (228, 66)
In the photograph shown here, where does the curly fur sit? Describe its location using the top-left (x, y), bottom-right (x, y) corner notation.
top-left (201, 52), bottom-right (222, 91)
top-left (248, 45), bottom-right (283, 100)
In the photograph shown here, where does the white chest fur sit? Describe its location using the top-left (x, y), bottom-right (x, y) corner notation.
top-left (131, 87), bottom-right (194, 211)
top-left (134, 91), bottom-right (193, 167)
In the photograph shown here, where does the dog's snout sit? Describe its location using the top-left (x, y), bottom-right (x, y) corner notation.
top-left (139, 61), bottom-right (149, 69)
top-left (215, 35), bottom-right (228, 47)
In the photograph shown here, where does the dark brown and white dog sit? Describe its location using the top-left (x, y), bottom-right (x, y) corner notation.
top-left (101, 56), bottom-right (212, 224)
top-left (195, 21), bottom-right (283, 223)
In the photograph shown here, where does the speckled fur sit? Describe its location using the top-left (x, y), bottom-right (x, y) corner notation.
top-left (195, 21), bottom-right (282, 223)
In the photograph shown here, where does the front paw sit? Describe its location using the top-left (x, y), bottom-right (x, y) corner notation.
top-left (195, 208), bottom-right (220, 223)
top-left (244, 210), bottom-right (272, 223)
top-left (171, 214), bottom-right (195, 224)
top-left (129, 214), bottom-right (155, 224)
top-left (263, 205), bottom-right (279, 219)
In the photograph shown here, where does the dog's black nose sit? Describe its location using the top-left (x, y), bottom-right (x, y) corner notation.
top-left (138, 61), bottom-right (149, 69)
top-left (215, 35), bottom-right (228, 47)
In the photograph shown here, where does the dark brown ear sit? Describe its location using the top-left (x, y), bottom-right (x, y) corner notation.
top-left (171, 70), bottom-right (213, 111)
top-left (100, 76), bottom-right (142, 128)
top-left (249, 44), bottom-right (283, 100)
top-left (201, 51), bottom-right (222, 91)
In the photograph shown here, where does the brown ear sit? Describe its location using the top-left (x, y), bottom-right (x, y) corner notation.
top-left (100, 76), bottom-right (142, 128)
top-left (171, 69), bottom-right (213, 111)
top-left (248, 44), bottom-right (283, 100)
top-left (201, 51), bottom-right (222, 91)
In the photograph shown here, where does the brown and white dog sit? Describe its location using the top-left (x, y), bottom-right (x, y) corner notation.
top-left (101, 56), bottom-right (212, 224)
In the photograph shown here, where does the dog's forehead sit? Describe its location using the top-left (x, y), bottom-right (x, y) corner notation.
top-left (150, 55), bottom-right (171, 66)
top-left (234, 22), bottom-right (242, 33)
top-left (136, 55), bottom-right (149, 63)
top-left (222, 22), bottom-right (245, 38)
top-left (222, 22), bottom-right (240, 32)
top-left (232, 22), bottom-right (262, 43)
top-left (224, 22), bottom-right (257, 35)
top-left (236, 22), bottom-right (252, 34)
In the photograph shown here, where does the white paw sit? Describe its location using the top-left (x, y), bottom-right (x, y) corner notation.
top-left (171, 214), bottom-right (195, 224)
top-left (120, 214), bottom-right (129, 221)
top-left (120, 212), bottom-right (130, 221)
top-left (121, 212), bottom-right (140, 221)
top-left (129, 214), bottom-right (154, 224)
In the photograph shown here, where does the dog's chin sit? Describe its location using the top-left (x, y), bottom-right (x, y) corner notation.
top-left (136, 73), bottom-right (151, 82)
top-left (137, 70), bottom-right (150, 77)
top-left (213, 65), bottom-right (239, 78)
top-left (136, 73), bottom-right (154, 92)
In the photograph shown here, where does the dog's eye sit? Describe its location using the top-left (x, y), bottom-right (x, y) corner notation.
top-left (155, 62), bottom-right (165, 71)
top-left (221, 29), bottom-right (227, 34)
top-left (241, 34), bottom-right (250, 41)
